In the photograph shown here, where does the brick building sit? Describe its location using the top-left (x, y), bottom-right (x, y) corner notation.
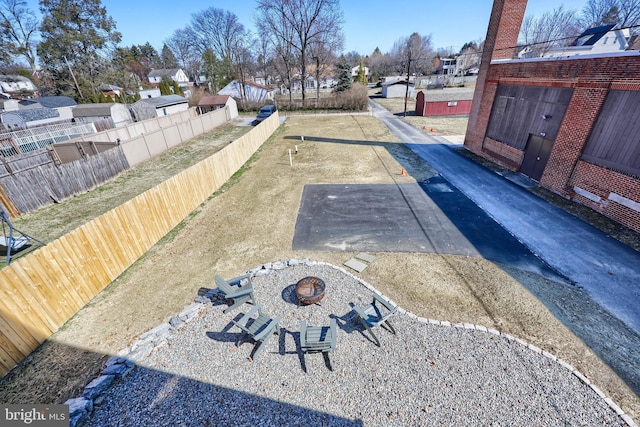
top-left (464, 0), bottom-right (640, 233)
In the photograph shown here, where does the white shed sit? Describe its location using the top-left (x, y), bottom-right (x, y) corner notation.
top-left (72, 103), bottom-right (132, 127)
top-left (133, 95), bottom-right (189, 119)
top-left (381, 81), bottom-right (415, 98)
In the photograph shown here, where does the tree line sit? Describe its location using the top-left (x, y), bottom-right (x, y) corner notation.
top-left (1, 0), bottom-right (635, 105)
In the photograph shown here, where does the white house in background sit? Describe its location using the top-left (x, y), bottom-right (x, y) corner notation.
top-left (197, 95), bottom-right (238, 118)
top-left (544, 25), bottom-right (630, 58)
top-left (139, 88), bottom-right (161, 99)
top-left (131, 94), bottom-right (189, 121)
top-left (218, 80), bottom-right (274, 104)
top-left (1, 108), bottom-right (60, 129)
top-left (351, 65), bottom-right (370, 79)
top-left (19, 96), bottom-right (77, 121)
top-left (0, 75), bottom-right (38, 97)
top-left (381, 80), bottom-right (415, 98)
top-left (147, 68), bottom-right (189, 87)
top-left (72, 103), bottom-right (132, 127)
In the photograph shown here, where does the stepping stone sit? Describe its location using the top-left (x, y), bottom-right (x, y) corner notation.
top-left (355, 252), bottom-right (376, 263)
top-left (344, 258), bottom-right (368, 273)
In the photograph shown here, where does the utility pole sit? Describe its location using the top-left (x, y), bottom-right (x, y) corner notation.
top-left (63, 56), bottom-right (84, 100)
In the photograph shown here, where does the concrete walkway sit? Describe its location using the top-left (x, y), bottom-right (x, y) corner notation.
top-left (370, 99), bottom-right (640, 335)
top-left (370, 99), bottom-right (640, 395)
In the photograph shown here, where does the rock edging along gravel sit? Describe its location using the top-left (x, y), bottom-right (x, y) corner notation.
top-left (65, 259), bottom-right (637, 427)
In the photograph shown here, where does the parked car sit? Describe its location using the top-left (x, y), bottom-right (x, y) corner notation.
top-left (255, 104), bottom-right (277, 123)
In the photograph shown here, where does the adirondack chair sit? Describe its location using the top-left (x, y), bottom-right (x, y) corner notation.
top-left (353, 293), bottom-right (398, 347)
top-left (231, 305), bottom-right (280, 361)
top-left (215, 274), bottom-right (256, 313)
top-left (300, 319), bottom-right (337, 370)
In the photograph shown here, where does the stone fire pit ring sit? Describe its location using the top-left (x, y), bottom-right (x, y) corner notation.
top-left (295, 276), bottom-right (326, 305)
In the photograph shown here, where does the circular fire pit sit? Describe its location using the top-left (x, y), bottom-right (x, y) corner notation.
top-left (295, 276), bottom-right (326, 305)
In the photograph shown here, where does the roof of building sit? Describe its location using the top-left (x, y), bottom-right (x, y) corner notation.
top-left (98, 84), bottom-right (123, 92)
top-left (198, 95), bottom-right (230, 106)
top-left (73, 103), bottom-right (119, 117)
top-left (148, 68), bottom-right (183, 78)
top-left (2, 107), bottom-right (59, 121)
top-left (27, 96), bottom-right (77, 109)
top-left (139, 94), bottom-right (188, 108)
top-left (572, 24), bottom-right (616, 46)
top-left (417, 87), bottom-right (475, 102)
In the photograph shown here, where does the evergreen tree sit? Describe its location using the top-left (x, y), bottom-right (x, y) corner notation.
top-left (159, 78), bottom-right (172, 95)
top-left (37, 0), bottom-right (121, 100)
top-left (334, 56), bottom-right (352, 92)
top-left (171, 80), bottom-right (183, 96)
top-left (356, 59), bottom-right (367, 85)
top-left (160, 44), bottom-right (178, 68)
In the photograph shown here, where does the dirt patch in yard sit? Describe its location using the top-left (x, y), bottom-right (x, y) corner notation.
top-left (0, 115), bottom-right (638, 421)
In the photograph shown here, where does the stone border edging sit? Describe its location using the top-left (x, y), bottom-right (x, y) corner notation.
top-left (65, 259), bottom-right (638, 427)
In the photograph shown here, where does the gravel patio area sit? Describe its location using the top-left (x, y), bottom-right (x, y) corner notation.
top-left (81, 261), bottom-right (629, 426)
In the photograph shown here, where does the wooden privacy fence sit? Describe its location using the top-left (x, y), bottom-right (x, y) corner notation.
top-left (0, 113), bottom-right (280, 377)
top-left (0, 107), bottom-right (230, 217)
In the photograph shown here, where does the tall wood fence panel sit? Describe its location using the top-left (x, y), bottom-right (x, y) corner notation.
top-left (0, 113), bottom-right (280, 377)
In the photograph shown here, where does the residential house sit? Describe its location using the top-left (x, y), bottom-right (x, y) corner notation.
top-left (218, 80), bottom-right (275, 104)
top-left (415, 87), bottom-right (474, 116)
top-left (19, 96), bottom-right (77, 121)
top-left (197, 95), bottom-right (238, 118)
top-left (98, 84), bottom-right (124, 100)
top-left (131, 94), bottom-right (189, 121)
top-left (0, 75), bottom-right (38, 97)
top-left (147, 68), bottom-right (190, 89)
top-left (543, 24), bottom-right (631, 58)
top-left (1, 108), bottom-right (60, 129)
top-left (433, 58), bottom-right (456, 75)
top-left (351, 65), bottom-right (370, 80)
top-left (464, 0), bottom-right (640, 233)
top-left (381, 80), bottom-right (415, 98)
top-left (139, 88), bottom-right (161, 99)
top-left (72, 103), bottom-right (132, 128)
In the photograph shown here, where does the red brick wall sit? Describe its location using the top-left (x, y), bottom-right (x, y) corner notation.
top-left (482, 137), bottom-right (523, 169)
top-left (571, 161), bottom-right (640, 232)
top-left (539, 84), bottom-right (609, 195)
top-left (464, 0), bottom-right (640, 233)
top-left (465, 0), bottom-right (527, 153)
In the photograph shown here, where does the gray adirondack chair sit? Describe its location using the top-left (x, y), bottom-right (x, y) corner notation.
top-left (300, 319), bottom-right (337, 370)
top-left (353, 293), bottom-right (398, 347)
top-left (231, 305), bottom-right (280, 361)
top-left (215, 274), bottom-right (256, 313)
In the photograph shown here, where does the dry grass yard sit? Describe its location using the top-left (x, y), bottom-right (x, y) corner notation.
top-left (0, 111), bottom-right (638, 422)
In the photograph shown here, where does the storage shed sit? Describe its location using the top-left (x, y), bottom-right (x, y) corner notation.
top-left (132, 95), bottom-right (189, 120)
top-left (197, 95), bottom-right (238, 119)
top-left (415, 88), bottom-right (474, 116)
top-left (73, 103), bottom-right (132, 128)
top-left (381, 81), bottom-right (415, 98)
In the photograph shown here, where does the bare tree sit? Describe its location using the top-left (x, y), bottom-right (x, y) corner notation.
top-left (393, 33), bottom-right (434, 116)
top-left (165, 28), bottom-right (199, 77)
top-left (190, 7), bottom-right (244, 61)
top-left (582, 0), bottom-right (640, 29)
top-left (0, 0), bottom-right (39, 72)
top-left (256, 0), bottom-right (343, 107)
top-left (519, 6), bottom-right (581, 57)
top-left (257, 12), bottom-right (297, 105)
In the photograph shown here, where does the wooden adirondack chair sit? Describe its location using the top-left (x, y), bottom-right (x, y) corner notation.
top-left (353, 293), bottom-right (398, 347)
top-left (231, 305), bottom-right (280, 361)
top-left (300, 319), bottom-right (337, 370)
top-left (215, 274), bottom-right (256, 313)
